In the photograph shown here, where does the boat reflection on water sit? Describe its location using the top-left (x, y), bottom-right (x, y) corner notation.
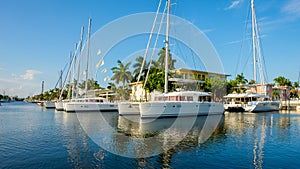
top-left (116, 114), bottom-right (225, 158)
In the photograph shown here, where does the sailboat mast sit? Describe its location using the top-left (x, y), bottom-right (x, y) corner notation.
top-left (85, 18), bottom-right (92, 98)
top-left (164, 0), bottom-right (170, 94)
top-left (251, 0), bottom-right (257, 83)
top-left (73, 26), bottom-right (84, 99)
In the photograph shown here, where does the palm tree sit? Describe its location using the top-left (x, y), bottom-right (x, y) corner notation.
top-left (111, 60), bottom-right (133, 89)
top-left (157, 47), bottom-right (176, 70)
top-left (249, 79), bottom-right (256, 85)
top-left (236, 73), bottom-right (248, 84)
top-left (274, 76), bottom-right (292, 87)
top-left (133, 56), bottom-right (149, 80)
top-left (271, 90), bottom-right (279, 100)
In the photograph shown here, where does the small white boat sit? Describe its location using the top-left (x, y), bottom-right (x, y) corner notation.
top-left (139, 91), bottom-right (224, 118)
top-left (44, 101), bottom-right (56, 108)
top-left (64, 97), bottom-right (118, 112)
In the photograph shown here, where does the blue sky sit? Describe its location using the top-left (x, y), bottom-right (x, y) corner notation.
top-left (0, 0), bottom-right (299, 98)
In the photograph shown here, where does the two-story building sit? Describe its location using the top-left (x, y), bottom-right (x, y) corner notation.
top-left (129, 68), bottom-right (230, 101)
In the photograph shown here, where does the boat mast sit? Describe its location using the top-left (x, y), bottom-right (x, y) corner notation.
top-left (251, 0), bottom-right (257, 83)
top-left (72, 26), bottom-right (84, 99)
top-left (164, 0), bottom-right (170, 94)
top-left (67, 51), bottom-right (73, 99)
top-left (85, 18), bottom-right (92, 98)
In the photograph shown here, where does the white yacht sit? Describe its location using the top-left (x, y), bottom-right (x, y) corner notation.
top-left (224, 0), bottom-right (280, 113)
top-left (139, 91), bottom-right (224, 118)
top-left (224, 92), bottom-right (279, 112)
top-left (64, 97), bottom-right (117, 112)
top-left (138, 0), bottom-right (224, 118)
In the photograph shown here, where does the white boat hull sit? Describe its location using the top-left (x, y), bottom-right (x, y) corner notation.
top-left (118, 102), bottom-right (141, 115)
top-left (245, 101), bottom-right (280, 112)
top-left (44, 101), bottom-right (56, 108)
top-left (65, 102), bottom-right (118, 112)
top-left (55, 102), bottom-right (64, 111)
top-left (139, 101), bottom-right (224, 118)
top-left (224, 103), bottom-right (245, 112)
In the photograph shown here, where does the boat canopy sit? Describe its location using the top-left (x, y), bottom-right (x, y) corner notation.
top-left (156, 91), bottom-right (211, 97)
top-left (224, 93), bottom-right (267, 98)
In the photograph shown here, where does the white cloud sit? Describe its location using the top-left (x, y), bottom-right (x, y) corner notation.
top-left (282, 0), bottom-right (300, 15)
top-left (282, 0), bottom-right (300, 19)
top-left (20, 69), bottom-right (42, 80)
top-left (225, 0), bottom-right (242, 10)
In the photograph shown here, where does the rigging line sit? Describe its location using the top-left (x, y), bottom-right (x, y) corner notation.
top-left (234, 2), bottom-right (251, 78)
top-left (173, 22), bottom-right (187, 65)
top-left (54, 62), bottom-right (68, 89)
top-left (257, 29), bottom-right (268, 83)
top-left (191, 48), bottom-right (197, 71)
top-left (59, 50), bottom-right (77, 100)
top-left (136, 0), bottom-right (163, 85)
top-left (143, 0), bottom-right (167, 88)
top-left (241, 43), bottom-right (252, 77)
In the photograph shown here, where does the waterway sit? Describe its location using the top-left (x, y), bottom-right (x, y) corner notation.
top-left (0, 102), bottom-right (300, 168)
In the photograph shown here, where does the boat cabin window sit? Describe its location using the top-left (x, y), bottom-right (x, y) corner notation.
top-left (251, 97), bottom-right (257, 101)
top-left (187, 96), bottom-right (193, 101)
top-left (169, 96), bottom-right (178, 101)
top-left (154, 96), bottom-right (168, 101)
top-left (180, 96), bottom-right (185, 101)
top-left (198, 96), bottom-right (211, 102)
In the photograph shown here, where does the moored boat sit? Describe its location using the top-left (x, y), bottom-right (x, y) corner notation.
top-left (224, 92), bottom-right (279, 112)
top-left (139, 91), bottom-right (224, 118)
top-left (44, 101), bottom-right (56, 109)
top-left (64, 97), bottom-right (117, 112)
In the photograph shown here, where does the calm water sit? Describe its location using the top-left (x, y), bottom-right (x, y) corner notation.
top-left (1, 102), bottom-right (300, 169)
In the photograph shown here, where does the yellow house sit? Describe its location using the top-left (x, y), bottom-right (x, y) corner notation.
top-left (173, 68), bottom-right (230, 81)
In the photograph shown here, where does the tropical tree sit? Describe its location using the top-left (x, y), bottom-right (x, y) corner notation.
top-left (203, 78), bottom-right (226, 101)
top-left (78, 79), bottom-right (102, 90)
top-left (271, 90), bottom-right (279, 100)
top-left (249, 79), bottom-right (256, 85)
top-left (293, 82), bottom-right (299, 89)
top-left (107, 82), bottom-right (117, 91)
top-left (273, 76), bottom-right (292, 87)
top-left (132, 56), bottom-right (149, 79)
top-left (226, 73), bottom-right (248, 94)
top-left (111, 60), bottom-right (133, 89)
top-left (157, 47), bottom-right (176, 70)
top-left (143, 68), bottom-right (176, 93)
top-left (290, 91), bottom-right (299, 98)
top-left (236, 73), bottom-right (248, 84)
